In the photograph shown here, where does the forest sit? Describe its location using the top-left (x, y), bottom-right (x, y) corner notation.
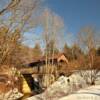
top-left (0, 0), bottom-right (100, 100)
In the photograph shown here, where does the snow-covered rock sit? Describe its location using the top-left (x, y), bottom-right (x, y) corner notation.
top-left (0, 88), bottom-right (23, 100)
top-left (26, 75), bottom-right (86, 100)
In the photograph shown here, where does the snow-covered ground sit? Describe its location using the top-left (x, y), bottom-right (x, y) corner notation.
top-left (25, 75), bottom-right (87, 100)
top-left (25, 71), bottom-right (100, 100)
top-left (59, 85), bottom-right (100, 100)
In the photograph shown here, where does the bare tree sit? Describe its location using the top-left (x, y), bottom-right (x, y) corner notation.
top-left (0, 0), bottom-right (41, 66)
top-left (37, 9), bottom-right (64, 87)
top-left (0, 0), bottom-right (21, 15)
top-left (78, 26), bottom-right (100, 85)
top-left (0, 0), bottom-right (42, 98)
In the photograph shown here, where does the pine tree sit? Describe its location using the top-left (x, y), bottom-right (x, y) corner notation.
top-left (33, 43), bottom-right (42, 58)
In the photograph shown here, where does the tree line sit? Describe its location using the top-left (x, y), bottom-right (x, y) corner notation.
top-left (0, 0), bottom-right (100, 88)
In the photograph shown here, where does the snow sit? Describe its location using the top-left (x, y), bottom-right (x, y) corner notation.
top-left (0, 88), bottom-right (23, 100)
top-left (26, 75), bottom-right (86, 100)
top-left (59, 93), bottom-right (100, 100)
top-left (25, 72), bottom-right (100, 100)
top-left (59, 85), bottom-right (100, 100)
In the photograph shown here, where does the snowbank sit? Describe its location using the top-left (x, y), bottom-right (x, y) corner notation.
top-left (59, 93), bottom-right (100, 100)
top-left (26, 75), bottom-right (86, 100)
top-left (59, 85), bottom-right (100, 100)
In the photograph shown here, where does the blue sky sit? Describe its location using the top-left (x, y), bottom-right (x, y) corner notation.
top-left (0, 0), bottom-right (100, 48)
top-left (45, 0), bottom-right (100, 34)
top-left (24, 0), bottom-right (100, 48)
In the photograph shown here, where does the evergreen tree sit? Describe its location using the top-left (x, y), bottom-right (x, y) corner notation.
top-left (33, 43), bottom-right (42, 58)
top-left (71, 44), bottom-right (83, 60)
top-left (63, 43), bottom-right (72, 60)
top-left (44, 40), bottom-right (59, 56)
top-left (96, 47), bottom-right (100, 56)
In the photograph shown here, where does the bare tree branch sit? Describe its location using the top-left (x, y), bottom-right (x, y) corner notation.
top-left (0, 0), bottom-right (21, 15)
